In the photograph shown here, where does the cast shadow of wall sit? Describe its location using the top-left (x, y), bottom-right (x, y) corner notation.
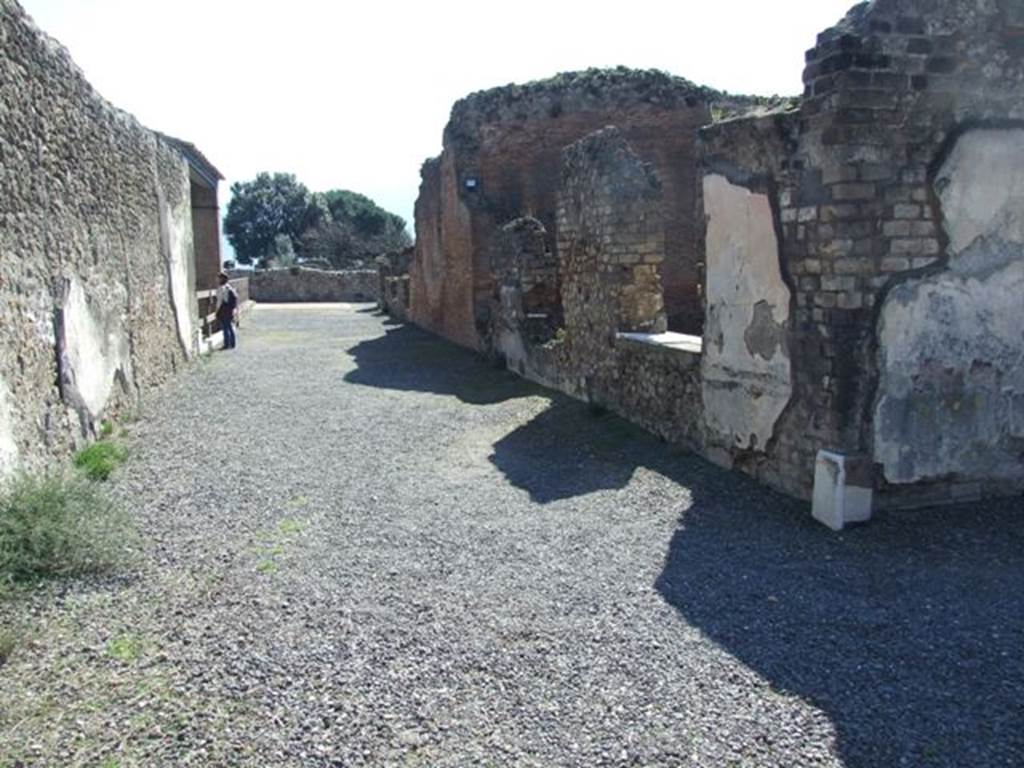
top-left (656, 491), bottom-right (1024, 766)
top-left (488, 396), bottom-right (708, 503)
top-left (488, 391), bottom-right (1023, 764)
top-left (343, 324), bottom-right (547, 406)
top-left (349, 319), bottom-right (1023, 764)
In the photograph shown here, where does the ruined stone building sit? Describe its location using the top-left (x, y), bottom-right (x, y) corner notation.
top-left (395, 0), bottom-right (1024, 523)
top-left (0, 0), bottom-right (224, 478)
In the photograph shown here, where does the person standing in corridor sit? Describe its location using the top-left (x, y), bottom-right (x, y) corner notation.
top-left (215, 271), bottom-right (238, 350)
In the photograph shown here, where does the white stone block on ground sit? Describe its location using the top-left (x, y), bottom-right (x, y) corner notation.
top-left (812, 450), bottom-right (873, 531)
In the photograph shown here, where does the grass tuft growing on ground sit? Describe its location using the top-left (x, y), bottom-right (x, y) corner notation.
top-left (73, 441), bottom-right (128, 481)
top-left (0, 472), bottom-right (136, 586)
top-left (0, 627), bottom-right (17, 666)
top-left (106, 633), bottom-right (144, 663)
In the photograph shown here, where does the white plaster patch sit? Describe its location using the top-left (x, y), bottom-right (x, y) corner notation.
top-left (616, 331), bottom-right (703, 354)
top-left (62, 277), bottom-right (132, 421)
top-left (874, 129), bottom-right (1024, 487)
top-left (0, 376), bottom-right (19, 481)
top-left (165, 197), bottom-right (195, 356)
top-left (701, 174), bottom-right (792, 451)
top-left (935, 129), bottom-right (1024, 253)
top-left (874, 259), bottom-right (1024, 484)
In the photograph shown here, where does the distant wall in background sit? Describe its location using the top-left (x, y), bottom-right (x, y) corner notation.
top-left (249, 268), bottom-right (379, 303)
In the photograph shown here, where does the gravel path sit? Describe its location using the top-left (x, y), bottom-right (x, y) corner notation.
top-left (2, 304), bottom-right (1022, 767)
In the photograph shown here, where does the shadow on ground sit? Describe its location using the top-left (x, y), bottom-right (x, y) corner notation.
top-left (344, 324), bottom-right (545, 405)
top-left (494, 391), bottom-right (1024, 764)
top-left (657, 493), bottom-right (1024, 767)
top-left (349, 316), bottom-right (1024, 766)
top-left (488, 397), bottom-right (707, 504)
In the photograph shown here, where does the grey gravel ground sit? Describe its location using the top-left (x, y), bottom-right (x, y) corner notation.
top-left (2, 304), bottom-right (1022, 767)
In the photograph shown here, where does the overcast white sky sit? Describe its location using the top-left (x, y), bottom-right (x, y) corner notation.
top-left (21, 0), bottom-right (857, 248)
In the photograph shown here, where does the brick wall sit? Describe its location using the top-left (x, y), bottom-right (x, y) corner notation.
top-left (411, 69), bottom-right (720, 350)
top-left (702, 0), bottom-right (1024, 502)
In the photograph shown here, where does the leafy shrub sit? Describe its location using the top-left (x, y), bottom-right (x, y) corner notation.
top-left (0, 473), bottom-right (135, 585)
top-left (73, 442), bottom-right (128, 481)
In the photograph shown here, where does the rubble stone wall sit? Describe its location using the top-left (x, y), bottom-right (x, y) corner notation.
top-left (249, 268), bottom-right (378, 303)
top-left (0, 0), bottom-right (197, 479)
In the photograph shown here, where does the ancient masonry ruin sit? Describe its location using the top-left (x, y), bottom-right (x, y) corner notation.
top-left (388, 0), bottom-right (1024, 521)
top-left (0, 0), bottom-right (223, 478)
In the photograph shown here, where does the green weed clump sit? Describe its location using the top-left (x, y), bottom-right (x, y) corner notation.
top-left (0, 473), bottom-right (135, 585)
top-left (73, 441), bottom-right (128, 481)
top-left (0, 627), bottom-right (17, 665)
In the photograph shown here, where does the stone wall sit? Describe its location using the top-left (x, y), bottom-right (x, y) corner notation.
top-left (482, 128), bottom-right (705, 448)
top-left (377, 248), bottom-right (414, 322)
top-left (395, 0), bottom-right (1024, 508)
top-left (0, 0), bottom-right (199, 479)
top-left (411, 69), bottom-right (721, 349)
top-left (701, 0), bottom-right (1024, 502)
top-left (555, 128), bottom-right (668, 389)
top-left (249, 267), bottom-right (378, 303)
top-left (189, 178), bottom-right (222, 292)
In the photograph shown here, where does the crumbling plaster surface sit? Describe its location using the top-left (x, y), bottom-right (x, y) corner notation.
top-left (160, 182), bottom-right (197, 356)
top-left (701, 174), bottom-right (792, 452)
top-left (60, 276), bottom-right (132, 424)
top-left (874, 128), bottom-right (1024, 488)
top-left (0, 376), bottom-right (18, 480)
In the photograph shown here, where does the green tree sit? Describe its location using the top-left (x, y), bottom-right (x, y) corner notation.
top-left (298, 190), bottom-right (411, 267)
top-left (223, 173), bottom-right (311, 264)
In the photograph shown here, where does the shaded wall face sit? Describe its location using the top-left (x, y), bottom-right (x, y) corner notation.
top-left (701, 174), bottom-right (792, 458)
top-left (874, 128), bottom-right (1024, 495)
top-left (410, 154), bottom-right (478, 349)
top-left (191, 179), bottom-right (221, 291)
top-left (0, 0), bottom-right (195, 478)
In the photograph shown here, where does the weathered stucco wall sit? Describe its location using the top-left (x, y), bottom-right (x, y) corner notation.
top-left (249, 268), bottom-right (378, 303)
top-left (874, 128), bottom-right (1024, 493)
top-left (701, 174), bottom-right (792, 455)
top-left (0, 0), bottom-right (199, 478)
top-left (701, 0), bottom-right (1024, 502)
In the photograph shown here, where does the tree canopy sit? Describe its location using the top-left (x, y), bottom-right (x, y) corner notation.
top-left (224, 174), bottom-right (411, 268)
top-left (223, 173), bottom-right (310, 265)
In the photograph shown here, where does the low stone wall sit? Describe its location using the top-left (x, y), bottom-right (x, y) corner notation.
top-left (250, 268), bottom-right (378, 303)
top-left (0, 0), bottom-right (198, 479)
